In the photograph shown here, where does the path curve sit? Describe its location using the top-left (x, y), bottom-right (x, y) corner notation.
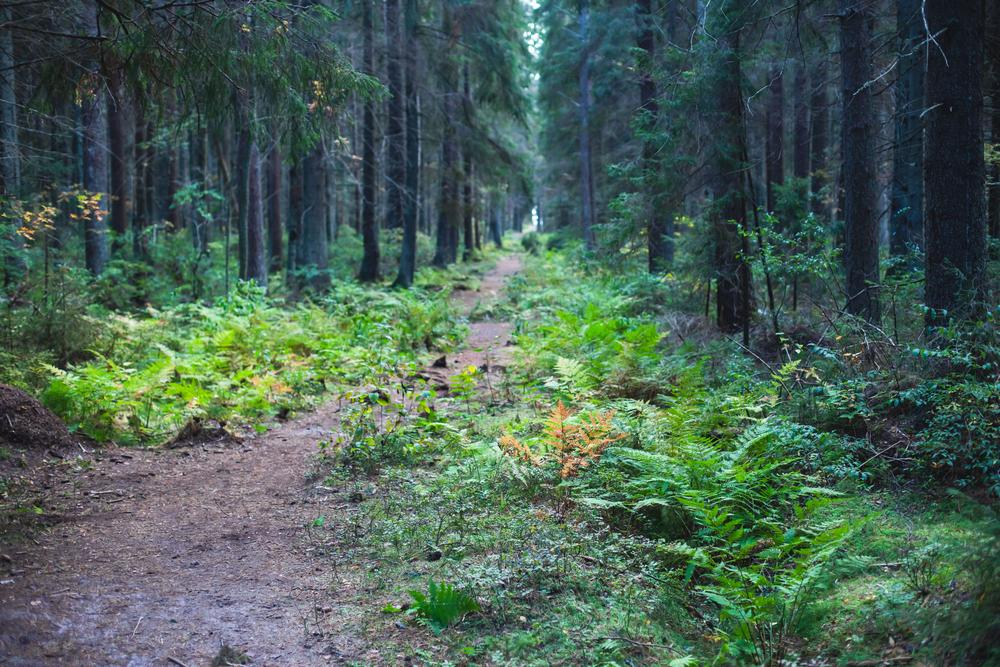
top-left (0, 254), bottom-right (523, 667)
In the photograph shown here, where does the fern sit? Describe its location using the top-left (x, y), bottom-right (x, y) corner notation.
top-left (408, 580), bottom-right (480, 635)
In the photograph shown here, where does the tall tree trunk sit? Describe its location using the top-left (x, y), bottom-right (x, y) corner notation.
top-left (491, 204), bottom-right (503, 248)
top-left (385, 0), bottom-right (405, 232)
top-left (107, 68), bottom-right (128, 252)
top-left (793, 62), bottom-right (810, 181)
top-left (394, 0), bottom-right (420, 287)
top-left (359, 0), bottom-right (380, 281)
top-left (0, 6), bottom-right (18, 199)
top-left (839, 0), bottom-right (880, 323)
top-left (578, 0), bottom-right (595, 250)
top-left (244, 142), bottom-right (267, 286)
top-left (809, 60), bottom-right (830, 216)
top-left (461, 66), bottom-right (474, 261)
top-left (82, 89), bottom-right (110, 276)
top-left (638, 0), bottom-right (671, 272)
top-left (266, 141), bottom-right (283, 273)
top-left (0, 5), bottom-right (26, 284)
top-left (987, 2), bottom-right (1000, 242)
top-left (433, 4), bottom-right (459, 267)
top-left (235, 124), bottom-right (251, 281)
top-left (134, 117), bottom-right (154, 258)
top-left (300, 145), bottom-right (328, 289)
top-left (287, 159), bottom-right (303, 276)
top-left (924, 0), bottom-right (987, 323)
top-left (707, 2), bottom-right (752, 339)
top-left (889, 0), bottom-right (925, 256)
top-left (765, 67), bottom-right (784, 212)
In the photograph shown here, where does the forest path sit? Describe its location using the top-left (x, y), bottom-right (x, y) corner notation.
top-left (0, 254), bottom-right (523, 667)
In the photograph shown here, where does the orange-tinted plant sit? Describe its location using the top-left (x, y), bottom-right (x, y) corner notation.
top-left (497, 401), bottom-right (623, 477)
top-left (499, 432), bottom-right (537, 464)
top-left (544, 401), bottom-right (623, 477)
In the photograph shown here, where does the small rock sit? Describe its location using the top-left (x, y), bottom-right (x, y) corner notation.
top-left (431, 355), bottom-right (448, 368)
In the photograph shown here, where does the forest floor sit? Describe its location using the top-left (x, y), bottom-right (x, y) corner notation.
top-left (0, 255), bottom-right (523, 667)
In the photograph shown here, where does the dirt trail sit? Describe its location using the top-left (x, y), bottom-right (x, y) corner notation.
top-left (423, 253), bottom-right (522, 387)
top-left (0, 255), bottom-right (522, 667)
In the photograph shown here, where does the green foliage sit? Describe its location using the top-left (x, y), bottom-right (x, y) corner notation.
top-left (38, 281), bottom-right (462, 445)
top-left (325, 386), bottom-right (453, 473)
top-left (407, 580), bottom-right (480, 634)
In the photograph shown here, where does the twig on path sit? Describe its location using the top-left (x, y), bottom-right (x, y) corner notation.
top-left (166, 658), bottom-right (191, 667)
top-left (130, 615), bottom-right (143, 639)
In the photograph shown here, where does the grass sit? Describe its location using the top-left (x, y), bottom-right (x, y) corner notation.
top-left (310, 243), bottom-right (998, 666)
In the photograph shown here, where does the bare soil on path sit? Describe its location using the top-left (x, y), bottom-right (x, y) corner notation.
top-left (0, 255), bottom-right (522, 667)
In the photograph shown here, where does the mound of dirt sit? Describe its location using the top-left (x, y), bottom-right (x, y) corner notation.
top-left (0, 384), bottom-right (75, 450)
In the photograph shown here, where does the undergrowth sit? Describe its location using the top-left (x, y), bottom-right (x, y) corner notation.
top-left (34, 279), bottom-right (464, 445)
top-left (322, 245), bottom-right (999, 666)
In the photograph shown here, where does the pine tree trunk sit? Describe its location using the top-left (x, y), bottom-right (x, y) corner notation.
top-left (107, 68), bottom-right (128, 252)
top-left (287, 159), bottom-right (303, 277)
top-left (82, 87), bottom-right (110, 276)
top-left (462, 63), bottom-right (474, 262)
top-left (433, 4), bottom-right (459, 267)
top-left (765, 67), bottom-right (784, 212)
top-left (266, 141), bottom-right (283, 273)
top-left (839, 0), bottom-right (880, 323)
top-left (809, 60), bottom-right (830, 216)
top-left (235, 123), bottom-right (251, 281)
top-left (924, 0), bottom-right (987, 323)
top-left (385, 0), bottom-right (405, 232)
top-left (244, 142), bottom-right (267, 286)
top-left (793, 62), bottom-right (809, 181)
top-left (578, 0), bottom-right (595, 250)
top-left (638, 0), bottom-right (671, 272)
top-left (987, 2), bottom-right (1000, 242)
top-left (359, 0), bottom-right (381, 281)
top-left (394, 0), bottom-right (420, 288)
top-left (707, 4), bottom-right (752, 338)
top-left (0, 5), bottom-right (26, 284)
top-left (889, 0), bottom-right (925, 255)
top-left (300, 145), bottom-right (328, 289)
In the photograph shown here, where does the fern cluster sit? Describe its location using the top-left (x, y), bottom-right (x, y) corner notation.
top-left (40, 281), bottom-right (463, 444)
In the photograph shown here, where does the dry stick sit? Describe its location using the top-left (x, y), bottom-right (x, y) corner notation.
top-left (130, 616), bottom-right (143, 639)
top-left (166, 658), bottom-right (190, 667)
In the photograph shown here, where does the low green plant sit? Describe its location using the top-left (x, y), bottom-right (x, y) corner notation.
top-left (407, 579), bottom-right (480, 634)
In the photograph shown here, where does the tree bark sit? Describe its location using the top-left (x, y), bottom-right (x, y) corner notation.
top-left (300, 145), bottom-right (328, 289)
top-left (433, 3), bottom-right (459, 267)
top-left (385, 0), bottom-right (405, 232)
top-left (0, 5), bottom-right (26, 284)
top-left (244, 142), bottom-right (267, 286)
top-left (924, 0), bottom-right (987, 323)
top-left (839, 0), bottom-right (880, 323)
top-left (889, 0), bottom-right (925, 255)
top-left (81, 88), bottom-right (110, 276)
top-left (266, 141), bottom-right (283, 273)
top-left (395, 0), bottom-right (420, 287)
top-left (578, 0), bottom-right (595, 250)
top-left (987, 2), bottom-right (1000, 242)
top-left (461, 66), bottom-right (474, 261)
top-left (707, 4), bottom-right (752, 339)
top-left (359, 0), bottom-right (381, 281)
top-left (107, 67), bottom-right (128, 252)
top-left (765, 67), bottom-right (784, 212)
top-left (793, 62), bottom-right (810, 182)
top-left (287, 159), bottom-right (303, 276)
top-left (81, 3), bottom-right (109, 276)
top-left (809, 60), bottom-right (830, 216)
top-left (638, 0), bottom-right (671, 272)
